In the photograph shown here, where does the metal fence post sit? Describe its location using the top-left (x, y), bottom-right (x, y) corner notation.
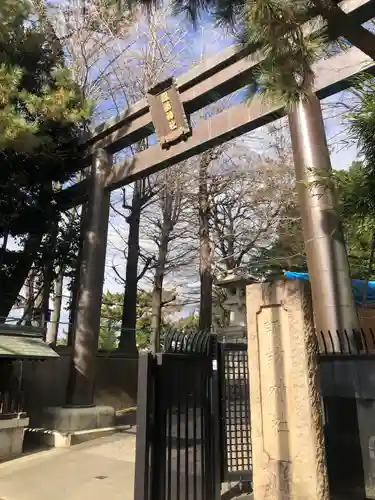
top-left (217, 341), bottom-right (228, 483)
top-left (211, 345), bottom-right (223, 499)
top-left (134, 353), bottom-right (154, 500)
top-left (150, 353), bottom-right (167, 500)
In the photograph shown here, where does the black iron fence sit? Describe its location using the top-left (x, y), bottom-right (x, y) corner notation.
top-left (134, 326), bottom-right (375, 500)
top-left (134, 331), bottom-right (253, 500)
top-left (134, 331), bottom-right (221, 500)
top-left (317, 328), bottom-right (375, 355)
top-left (219, 342), bottom-right (252, 483)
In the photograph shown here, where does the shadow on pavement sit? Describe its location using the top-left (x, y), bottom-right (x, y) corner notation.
top-left (116, 408), bottom-right (136, 427)
top-left (221, 481), bottom-right (253, 500)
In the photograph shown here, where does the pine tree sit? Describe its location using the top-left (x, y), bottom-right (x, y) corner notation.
top-left (0, 0), bottom-right (91, 320)
top-left (0, 0), bottom-right (91, 152)
top-left (348, 78), bottom-right (375, 215)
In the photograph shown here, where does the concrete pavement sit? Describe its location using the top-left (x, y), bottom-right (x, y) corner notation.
top-left (0, 428), bottom-right (136, 500)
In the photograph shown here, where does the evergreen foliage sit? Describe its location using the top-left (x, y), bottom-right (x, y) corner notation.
top-left (0, 0), bottom-right (91, 317)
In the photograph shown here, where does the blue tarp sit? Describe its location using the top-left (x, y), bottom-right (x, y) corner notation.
top-left (284, 271), bottom-right (375, 306)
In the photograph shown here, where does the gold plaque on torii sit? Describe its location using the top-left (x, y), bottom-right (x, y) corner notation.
top-left (146, 77), bottom-right (190, 149)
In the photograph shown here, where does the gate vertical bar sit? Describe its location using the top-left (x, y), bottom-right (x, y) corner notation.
top-left (193, 360), bottom-right (198, 500)
top-left (211, 345), bottom-right (222, 499)
top-left (185, 378), bottom-right (189, 500)
top-left (177, 373), bottom-right (181, 500)
top-left (167, 376), bottom-right (172, 500)
top-left (200, 359), bottom-right (206, 500)
top-left (151, 353), bottom-right (167, 500)
top-left (204, 359), bottom-right (211, 500)
top-left (218, 342), bottom-right (228, 482)
top-left (134, 353), bottom-right (154, 500)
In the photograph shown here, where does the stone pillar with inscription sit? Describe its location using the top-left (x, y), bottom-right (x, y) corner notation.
top-left (246, 279), bottom-right (329, 500)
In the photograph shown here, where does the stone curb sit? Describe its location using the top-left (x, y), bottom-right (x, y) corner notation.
top-left (25, 424), bottom-right (131, 448)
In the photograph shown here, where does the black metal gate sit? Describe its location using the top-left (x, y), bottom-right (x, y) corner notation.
top-left (134, 331), bottom-right (221, 500)
top-left (219, 342), bottom-right (252, 483)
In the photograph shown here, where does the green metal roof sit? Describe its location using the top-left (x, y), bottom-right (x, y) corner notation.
top-left (0, 325), bottom-right (59, 359)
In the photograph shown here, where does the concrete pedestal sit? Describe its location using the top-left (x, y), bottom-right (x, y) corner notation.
top-left (0, 416), bottom-right (29, 462)
top-left (246, 280), bottom-right (329, 499)
top-left (27, 405), bottom-right (116, 448)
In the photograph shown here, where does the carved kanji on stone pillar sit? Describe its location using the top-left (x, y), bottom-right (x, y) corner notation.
top-left (246, 279), bottom-right (329, 499)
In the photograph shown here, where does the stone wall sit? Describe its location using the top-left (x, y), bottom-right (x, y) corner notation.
top-left (19, 347), bottom-right (138, 427)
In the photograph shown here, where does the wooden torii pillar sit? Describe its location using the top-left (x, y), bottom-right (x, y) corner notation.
top-left (66, 149), bottom-right (112, 406)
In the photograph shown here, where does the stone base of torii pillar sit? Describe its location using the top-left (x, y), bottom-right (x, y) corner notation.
top-left (25, 405), bottom-right (117, 448)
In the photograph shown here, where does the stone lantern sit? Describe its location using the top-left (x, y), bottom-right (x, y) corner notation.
top-left (214, 269), bottom-right (257, 340)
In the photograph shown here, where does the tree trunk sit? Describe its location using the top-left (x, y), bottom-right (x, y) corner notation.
top-left (24, 272), bottom-right (35, 326)
top-left (118, 181), bottom-right (142, 353)
top-left (47, 270), bottom-right (63, 346)
top-left (67, 271), bottom-right (78, 346)
top-left (33, 266), bottom-right (51, 334)
top-left (288, 92), bottom-right (359, 352)
top-left (150, 234), bottom-right (168, 353)
top-left (39, 262), bottom-right (53, 337)
top-left (67, 205), bottom-right (87, 346)
top-left (40, 220), bottom-right (59, 337)
top-left (0, 232), bottom-right (44, 322)
top-left (0, 232), bottom-right (8, 267)
top-left (150, 273), bottom-right (163, 353)
top-left (198, 160), bottom-right (212, 332)
top-left (0, 180), bottom-right (53, 322)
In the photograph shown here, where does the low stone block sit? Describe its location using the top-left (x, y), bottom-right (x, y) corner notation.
top-left (39, 405), bottom-right (115, 433)
top-left (0, 416), bottom-right (29, 462)
top-left (26, 405), bottom-right (117, 448)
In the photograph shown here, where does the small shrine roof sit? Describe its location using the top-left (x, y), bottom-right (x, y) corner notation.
top-left (0, 324), bottom-right (59, 359)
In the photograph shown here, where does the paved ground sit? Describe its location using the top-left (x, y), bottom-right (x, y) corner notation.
top-left (0, 427), bottom-right (254, 500)
top-left (0, 428), bottom-right (136, 500)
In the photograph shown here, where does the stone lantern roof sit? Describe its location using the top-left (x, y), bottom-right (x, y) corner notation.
top-left (215, 269), bottom-right (258, 288)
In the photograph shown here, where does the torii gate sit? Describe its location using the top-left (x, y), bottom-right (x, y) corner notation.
top-left (62, 0), bottom-right (375, 404)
